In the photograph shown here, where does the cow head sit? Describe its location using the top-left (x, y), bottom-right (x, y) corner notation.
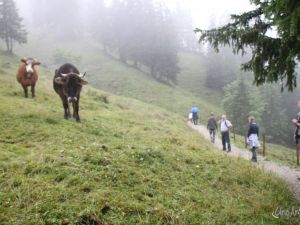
top-left (21, 58), bottom-right (41, 75)
top-left (54, 72), bottom-right (88, 103)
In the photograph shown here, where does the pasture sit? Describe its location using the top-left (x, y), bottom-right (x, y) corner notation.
top-left (0, 54), bottom-right (299, 225)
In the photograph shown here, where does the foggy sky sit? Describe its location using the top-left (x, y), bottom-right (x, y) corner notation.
top-left (15, 0), bottom-right (254, 29)
top-left (162, 0), bottom-right (254, 28)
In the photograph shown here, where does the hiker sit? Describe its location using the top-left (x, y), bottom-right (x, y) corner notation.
top-left (292, 101), bottom-right (300, 145)
top-left (220, 115), bottom-right (232, 152)
top-left (191, 107), bottom-right (199, 125)
top-left (207, 112), bottom-right (218, 143)
top-left (247, 116), bottom-right (260, 162)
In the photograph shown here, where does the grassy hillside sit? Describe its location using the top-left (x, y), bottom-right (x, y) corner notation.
top-left (14, 34), bottom-right (222, 121)
top-left (0, 54), bottom-right (299, 224)
top-left (13, 34), bottom-right (300, 168)
top-left (177, 52), bottom-right (223, 107)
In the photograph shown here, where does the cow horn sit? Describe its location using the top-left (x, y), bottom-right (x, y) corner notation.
top-left (60, 73), bottom-right (69, 77)
top-left (21, 57), bottom-right (27, 63)
top-left (79, 72), bottom-right (86, 78)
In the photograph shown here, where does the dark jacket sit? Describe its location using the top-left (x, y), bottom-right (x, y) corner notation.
top-left (295, 112), bottom-right (300, 136)
top-left (192, 112), bottom-right (198, 120)
top-left (207, 117), bottom-right (218, 130)
top-left (248, 123), bottom-right (259, 137)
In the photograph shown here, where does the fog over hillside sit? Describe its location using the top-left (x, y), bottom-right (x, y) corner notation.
top-left (10, 0), bottom-right (300, 147)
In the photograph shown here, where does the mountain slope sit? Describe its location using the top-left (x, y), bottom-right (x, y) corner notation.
top-left (0, 53), bottom-right (299, 224)
top-left (13, 34), bottom-right (300, 168)
top-left (14, 34), bottom-right (222, 120)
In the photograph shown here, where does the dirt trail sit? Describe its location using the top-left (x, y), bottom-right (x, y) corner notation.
top-left (189, 122), bottom-right (300, 201)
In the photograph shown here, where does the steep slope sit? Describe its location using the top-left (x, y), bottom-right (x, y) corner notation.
top-left (14, 35), bottom-right (221, 120)
top-left (177, 52), bottom-right (223, 107)
top-left (13, 35), bottom-right (299, 168)
top-left (0, 54), bottom-right (299, 224)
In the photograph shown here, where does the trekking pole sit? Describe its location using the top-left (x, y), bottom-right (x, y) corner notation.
top-left (233, 127), bottom-right (236, 143)
top-left (297, 144), bottom-right (300, 166)
top-left (245, 134), bottom-right (247, 148)
top-left (263, 133), bottom-right (266, 157)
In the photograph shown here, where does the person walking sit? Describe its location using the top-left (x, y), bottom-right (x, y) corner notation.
top-left (292, 101), bottom-right (300, 145)
top-left (247, 116), bottom-right (260, 162)
top-left (191, 107), bottom-right (199, 125)
top-left (292, 101), bottom-right (300, 164)
top-left (207, 112), bottom-right (218, 143)
top-left (220, 115), bottom-right (232, 152)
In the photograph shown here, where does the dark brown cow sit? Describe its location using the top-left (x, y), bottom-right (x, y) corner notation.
top-left (16, 58), bottom-right (41, 98)
top-left (53, 63), bottom-right (88, 122)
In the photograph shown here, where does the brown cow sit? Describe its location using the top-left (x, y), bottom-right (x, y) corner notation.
top-left (16, 58), bottom-right (41, 98)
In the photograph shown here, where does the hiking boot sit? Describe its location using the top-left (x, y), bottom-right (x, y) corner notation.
top-left (251, 158), bottom-right (257, 163)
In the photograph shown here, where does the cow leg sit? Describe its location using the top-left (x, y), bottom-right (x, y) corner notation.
top-left (62, 98), bottom-right (70, 119)
top-left (22, 85), bottom-right (28, 98)
top-left (31, 84), bottom-right (35, 98)
top-left (67, 106), bottom-right (71, 118)
top-left (73, 101), bottom-right (80, 122)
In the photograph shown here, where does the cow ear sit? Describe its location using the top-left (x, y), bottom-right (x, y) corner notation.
top-left (34, 61), bottom-right (41, 65)
top-left (79, 79), bottom-right (88, 85)
top-left (54, 77), bottom-right (65, 85)
top-left (21, 58), bottom-right (26, 63)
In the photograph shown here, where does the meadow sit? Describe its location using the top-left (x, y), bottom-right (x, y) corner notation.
top-left (0, 53), bottom-right (299, 224)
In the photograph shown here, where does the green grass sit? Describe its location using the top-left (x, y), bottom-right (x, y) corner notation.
top-left (0, 53), bottom-right (299, 224)
top-left (13, 33), bottom-right (300, 168)
top-left (14, 34), bottom-right (221, 122)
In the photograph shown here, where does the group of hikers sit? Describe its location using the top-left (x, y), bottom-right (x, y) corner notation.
top-left (190, 101), bottom-right (300, 163)
top-left (189, 108), bottom-right (261, 163)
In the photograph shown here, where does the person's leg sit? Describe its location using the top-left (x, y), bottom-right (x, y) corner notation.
top-left (212, 129), bottom-right (215, 143)
top-left (221, 132), bottom-right (226, 150)
top-left (296, 136), bottom-right (300, 161)
top-left (251, 147), bottom-right (257, 162)
top-left (225, 132), bottom-right (231, 152)
top-left (192, 113), bottom-right (196, 125)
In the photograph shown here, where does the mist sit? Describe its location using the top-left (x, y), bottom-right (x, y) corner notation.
top-left (3, 0), bottom-right (300, 147)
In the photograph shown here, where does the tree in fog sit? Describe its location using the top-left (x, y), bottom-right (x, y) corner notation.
top-left (87, 0), bottom-right (115, 53)
top-left (103, 0), bottom-right (179, 84)
top-left (141, 3), bottom-right (179, 84)
top-left (173, 8), bottom-right (199, 52)
top-left (223, 76), bottom-right (263, 135)
top-left (204, 46), bottom-right (239, 90)
top-left (260, 84), bottom-right (290, 144)
top-left (24, 0), bottom-right (82, 40)
top-left (195, 0), bottom-right (300, 91)
top-left (110, 0), bottom-right (138, 63)
top-left (0, 0), bottom-right (26, 53)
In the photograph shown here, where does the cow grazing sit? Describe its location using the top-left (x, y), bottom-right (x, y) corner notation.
top-left (53, 63), bottom-right (88, 122)
top-left (16, 58), bottom-right (41, 98)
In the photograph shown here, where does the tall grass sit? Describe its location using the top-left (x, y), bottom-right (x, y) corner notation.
top-left (0, 54), bottom-right (299, 224)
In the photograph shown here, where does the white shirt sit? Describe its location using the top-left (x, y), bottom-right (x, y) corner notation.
top-left (220, 120), bottom-right (232, 132)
